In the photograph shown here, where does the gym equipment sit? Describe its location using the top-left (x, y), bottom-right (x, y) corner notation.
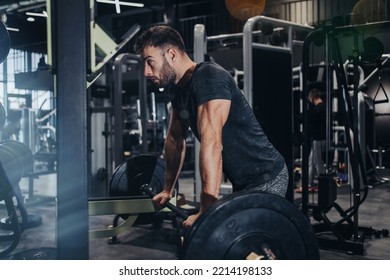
top-left (141, 185), bottom-right (188, 220)
top-left (0, 143), bottom-right (22, 185)
top-left (109, 154), bottom-right (178, 225)
top-left (0, 140), bottom-right (42, 234)
top-left (362, 37), bottom-right (384, 63)
top-left (141, 185), bottom-right (320, 260)
top-left (0, 162), bottom-right (21, 258)
top-left (110, 154), bottom-right (165, 197)
top-left (301, 22), bottom-right (390, 255)
top-left (367, 228), bottom-right (390, 238)
top-left (0, 21), bottom-right (10, 64)
top-left (0, 102), bottom-right (5, 129)
top-left (0, 140), bottom-right (34, 185)
top-left (91, 154), bottom-right (319, 259)
top-left (90, 154), bottom-right (319, 259)
top-left (88, 154), bottom-right (178, 240)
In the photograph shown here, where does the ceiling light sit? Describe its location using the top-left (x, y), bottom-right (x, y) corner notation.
top-left (6, 27), bottom-right (19, 32)
top-left (96, 0), bottom-right (144, 14)
top-left (25, 11), bottom-right (48, 18)
top-left (17, 3), bottom-right (46, 13)
top-left (27, 17), bottom-right (35, 22)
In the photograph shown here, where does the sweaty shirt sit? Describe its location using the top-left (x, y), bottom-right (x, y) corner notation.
top-left (170, 62), bottom-right (285, 191)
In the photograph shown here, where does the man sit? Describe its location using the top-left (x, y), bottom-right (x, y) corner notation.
top-left (134, 25), bottom-right (288, 228)
top-left (307, 88), bottom-right (327, 189)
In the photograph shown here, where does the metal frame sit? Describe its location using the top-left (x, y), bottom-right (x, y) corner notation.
top-left (192, 24), bottom-right (205, 204)
top-left (112, 53), bottom-right (148, 168)
top-left (300, 22), bottom-right (390, 255)
top-left (88, 0), bottom-right (140, 75)
top-left (243, 16), bottom-right (314, 106)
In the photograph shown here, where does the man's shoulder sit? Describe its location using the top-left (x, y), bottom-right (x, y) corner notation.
top-left (193, 62), bottom-right (231, 86)
top-left (196, 61), bottom-right (225, 74)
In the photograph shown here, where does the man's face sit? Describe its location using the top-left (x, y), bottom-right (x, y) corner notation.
top-left (142, 46), bottom-right (176, 87)
top-left (308, 95), bottom-right (314, 104)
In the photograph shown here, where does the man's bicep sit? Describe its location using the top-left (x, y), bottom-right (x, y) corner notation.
top-left (197, 99), bottom-right (230, 139)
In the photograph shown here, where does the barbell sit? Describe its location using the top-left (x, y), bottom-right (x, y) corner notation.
top-left (109, 154), bottom-right (179, 225)
top-left (142, 184), bottom-right (319, 260)
top-left (110, 154), bottom-right (320, 260)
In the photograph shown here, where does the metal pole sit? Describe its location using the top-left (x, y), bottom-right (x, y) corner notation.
top-left (138, 58), bottom-right (148, 154)
top-left (325, 31), bottom-right (331, 171)
top-left (113, 53), bottom-right (146, 160)
top-left (193, 24), bottom-right (205, 204)
top-left (113, 54), bottom-right (126, 167)
top-left (54, 0), bottom-right (89, 259)
top-left (243, 17), bottom-right (255, 106)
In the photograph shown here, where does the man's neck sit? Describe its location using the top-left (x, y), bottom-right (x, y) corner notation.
top-left (176, 61), bottom-right (197, 88)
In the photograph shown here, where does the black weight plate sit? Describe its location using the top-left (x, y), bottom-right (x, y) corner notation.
top-left (362, 37), bottom-right (384, 63)
top-left (109, 154), bottom-right (176, 225)
top-left (182, 190), bottom-right (320, 260)
top-left (0, 144), bottom-right (23, 184)
top-left (1, 140), bottom-right (34, 175)
top-left (109, 154), bottom-right (165, 197)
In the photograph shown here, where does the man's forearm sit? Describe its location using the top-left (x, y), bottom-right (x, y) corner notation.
top-left (164, 134), bottom-right (186, 194)
top-left (199, 140), bottom-right (222, 213)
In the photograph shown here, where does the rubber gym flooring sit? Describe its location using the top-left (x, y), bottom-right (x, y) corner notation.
top-left (1, 172), bottom-right (390, 260)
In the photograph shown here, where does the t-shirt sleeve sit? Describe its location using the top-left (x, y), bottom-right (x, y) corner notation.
top-left (191, 65), bottom-right (232, 106)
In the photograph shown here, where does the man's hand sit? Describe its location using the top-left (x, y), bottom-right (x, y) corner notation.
top-left (182, 193), bottom-right (218, 229)
top-left (152, 189), bottom-right (172, 209)
top-left (182, 212), bottom-right (201, 229)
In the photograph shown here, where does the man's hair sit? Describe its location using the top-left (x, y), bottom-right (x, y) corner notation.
top-left (308, 88), bottom-right (322, 99)
top-left (134, 25), bottom-right (186, 57)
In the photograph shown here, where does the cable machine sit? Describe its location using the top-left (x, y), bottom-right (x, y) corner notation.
top-left (301, 21), bottom-right (390, 254)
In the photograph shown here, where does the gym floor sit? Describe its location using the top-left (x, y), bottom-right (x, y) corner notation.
top-left (1, 172), bottom-right (390, 260)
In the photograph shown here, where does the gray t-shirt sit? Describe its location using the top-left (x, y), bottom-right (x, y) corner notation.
top-left (170, 62), bottom-right (285, 191)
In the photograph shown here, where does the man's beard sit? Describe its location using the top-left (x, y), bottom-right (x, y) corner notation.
top-left (156, 57), bottom-right (176, 87)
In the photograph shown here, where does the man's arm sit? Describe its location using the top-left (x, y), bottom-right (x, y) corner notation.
top-left (152, 107), bottom-right (186, 207)
top-left (183, 99), bottom-right (230, 228)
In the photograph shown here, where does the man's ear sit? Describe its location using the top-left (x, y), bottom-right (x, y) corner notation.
top-left (167, 48), bottom-right (176, 61)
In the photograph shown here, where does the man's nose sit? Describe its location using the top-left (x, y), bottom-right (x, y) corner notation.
top-left (144, 65), bottom-right (151, 77)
